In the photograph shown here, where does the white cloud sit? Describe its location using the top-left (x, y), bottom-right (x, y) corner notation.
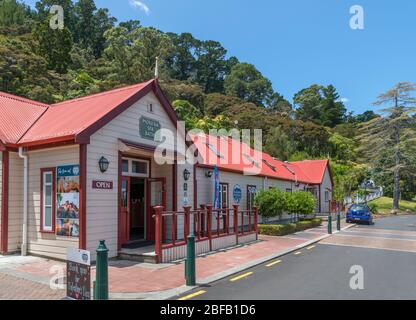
top-left (340, 97), bottom-right (349, 103)
top-left (129, 0), bottom-right (150, 15)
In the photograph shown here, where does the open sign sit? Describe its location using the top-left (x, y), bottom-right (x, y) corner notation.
top-left (92, 180), bottom-right (113, 190)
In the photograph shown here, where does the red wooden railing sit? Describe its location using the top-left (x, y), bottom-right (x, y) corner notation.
top-left (153, 204), bottom-right (258, 263)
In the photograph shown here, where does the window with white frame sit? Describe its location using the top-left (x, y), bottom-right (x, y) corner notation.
top-left (325, 190), bottom-right (330, 202)
top-left (42, 170), bottom-right (54, 232)
top-left (122, 158), bottom-right (149, 177)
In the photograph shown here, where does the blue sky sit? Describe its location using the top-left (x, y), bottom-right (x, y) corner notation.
top-left (25, 0), bottom-right (416, 114)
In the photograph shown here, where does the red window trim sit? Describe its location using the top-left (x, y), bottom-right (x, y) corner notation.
top-left (40, 168), bottom-right (56, 234)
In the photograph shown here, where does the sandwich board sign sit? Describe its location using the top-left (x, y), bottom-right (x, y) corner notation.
top-left (66, 247), bottom-right (91, 300)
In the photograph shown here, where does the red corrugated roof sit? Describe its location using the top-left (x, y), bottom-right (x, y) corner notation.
top-left (19, 80), bottom-right (153, 145)
top-left (191, 133), bottom-right (329, 185)
top-left (0, 92), bottom-right (48, 144)
top-left (289, 159), bottom-right (330, 184)
top-left (0, 82), bottom-right (330, 186)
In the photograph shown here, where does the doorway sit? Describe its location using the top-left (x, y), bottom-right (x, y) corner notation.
top-left (130, 178), bottom-right (146, 241)
top-left (120, 176), bottom-right (147, 247)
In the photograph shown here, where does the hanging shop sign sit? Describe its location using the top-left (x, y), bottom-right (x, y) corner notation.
top-left (233, 185), bottom-right (242, 204)
top-left (56, 165), bottom-right (80, 238)
top-left (92, 180), bottom-right (113, 190)
top-left (66, 247), bottom-right (91, 300)
top-left (139, 116), bottom-right (161, 141)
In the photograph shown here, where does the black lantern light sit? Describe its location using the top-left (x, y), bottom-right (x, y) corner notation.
top-left (98, 156), bottom-right (110, 173)
top-left (183, 169), bottom-right (191, 181)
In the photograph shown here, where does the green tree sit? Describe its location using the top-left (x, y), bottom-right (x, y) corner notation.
top-left (161, 80), bottom-right (205, 109)
top-left (285, 191), bottom-right (316, 218)
top-left (328, 132), bottom-right (357, 161)
top-left (0, 0), bottom-right (30, 27)
top-left (203, 93), bottom-right (243, 117)
top-left (172, 99), bottom-right (202, 130)
top-left (264, 126), bottom-right (297, 161)
top-left (254, 189), bottom-right (287, 222)
top-left (320, 85), bottom-right (347, 127)
top-left (294, 84), bottom-right (347, 127)
top-left (103, 26), bottom-right (173, 84)
top-left (73, 1), bottom-right (116, 57)
top-left (358, 82), bottom-right (416, 209)
top-left (33, 19), bottom-right (73, 73)
top-left (35, 0), bottom-right (76, 33)
top-left (355, 110), bottom-right (379, 123)
top-left (224, 62), bottom-right (274, 107)
top-left (294, 84), bottom-right (324, 123)
top-left (194, 40), bottom-right (228, 93)
top-left (165, 32), bottom-right (198, 81)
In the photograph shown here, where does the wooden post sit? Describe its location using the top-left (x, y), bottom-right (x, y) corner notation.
top-left (172, 213), bottom-right (177, 246)
top-left (206, 204), bottom-right (213, 251)
top-left (233, 204), bottom-right (239, 244)
top-left (154, 206), bottom-right (164, 263)
top-left (200, 204), bottom-right (206, 237)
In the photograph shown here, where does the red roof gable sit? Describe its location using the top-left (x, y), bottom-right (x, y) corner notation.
top-left (0, 79), bottom-right (177, 147)
top-left (0, 82), bottom-right (331, 187)
top-left (191, 134), bottom-right (330, 185)
top-left (19, 80), bottom-right (155, 146)
top-left (0, 92), bottom-right (48, 144)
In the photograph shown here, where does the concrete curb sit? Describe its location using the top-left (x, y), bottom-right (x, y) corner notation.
top-left (110, 223), bottom-right (355, 300)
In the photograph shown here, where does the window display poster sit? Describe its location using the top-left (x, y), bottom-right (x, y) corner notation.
top-left (56, 165), bottom-right (80, 237)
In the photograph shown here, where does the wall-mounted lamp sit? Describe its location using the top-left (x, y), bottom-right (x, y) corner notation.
top-left (205, 170), bottom-right (213, 178)
top-left (99, 156), bottom-right (110, 173)
top-left (183, 169), bottom-right (191, 181)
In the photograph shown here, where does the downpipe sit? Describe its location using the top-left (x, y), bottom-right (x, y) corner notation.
top-left (18, 147), bottom-right (28, 256)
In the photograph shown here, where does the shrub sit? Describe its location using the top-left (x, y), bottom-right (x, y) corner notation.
top-left (368, 203), bottom-right (379, 214)
top-left (258, 224), bottom-right (296, 236)
top-left (255, 188), bottom-right (287, 222)
top-left (259, 218), bottom-right (322, 236)
top-left (289, 191), bottom-right (316, 217)
top-left (295, 220), bottom-right (313, 231)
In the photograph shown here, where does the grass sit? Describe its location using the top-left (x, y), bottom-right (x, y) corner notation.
top-left (368, 197), bottom-right (416, 215)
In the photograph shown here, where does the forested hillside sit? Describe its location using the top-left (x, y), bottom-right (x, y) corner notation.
top-left (0, 0), bottom-right (415, 203)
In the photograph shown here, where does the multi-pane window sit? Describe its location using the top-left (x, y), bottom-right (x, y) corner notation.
top-left (122, 158), bottom-right (149, 177)
top-left (247, 186), bottom-right (257, 210)
top-left (220, 183), bottom-right (229, 208)
top-left (41, 170), bottom-right (55, 232)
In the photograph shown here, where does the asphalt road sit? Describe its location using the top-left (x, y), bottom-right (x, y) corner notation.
top-left (176, 215), bottom-right (416, 300)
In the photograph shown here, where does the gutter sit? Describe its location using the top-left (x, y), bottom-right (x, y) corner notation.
top-left (18, 147), bottom-right (28, 256)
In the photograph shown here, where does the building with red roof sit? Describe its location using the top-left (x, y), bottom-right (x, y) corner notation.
top-left (0, 79), bottom-right (332, 263)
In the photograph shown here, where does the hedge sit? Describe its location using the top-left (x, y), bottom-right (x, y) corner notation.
top-left (258, 218), bottom-right (322, 236)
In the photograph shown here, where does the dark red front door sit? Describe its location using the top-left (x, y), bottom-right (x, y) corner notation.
top-left (119, 176), bottom-right (130, 246)
top-left (146, 178), bottom-right (167, 241)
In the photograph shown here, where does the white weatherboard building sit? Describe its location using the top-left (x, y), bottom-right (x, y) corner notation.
top-left (0, 79), bottom-right (333, 263)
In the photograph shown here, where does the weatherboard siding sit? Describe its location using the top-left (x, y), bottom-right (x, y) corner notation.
top-left (8, 152), bottom-right (23, 252)
top-left (195, 167), bottom-right (312, 223)
top-left (86, 91), bottom-right (188, 259)
top-left (320, 167), bottom-right (333, 213)
top-left (26, 146), bottom-right (79, 260)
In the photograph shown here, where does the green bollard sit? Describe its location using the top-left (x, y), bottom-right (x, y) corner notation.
top-left (337, 213), bottom-right (341, 231)
top-left (328, 215), bottom-right (333, 234)
top-left (95, 240), bottom-right (109, 300)
top-left (185, 235), bottom-right (196, 286)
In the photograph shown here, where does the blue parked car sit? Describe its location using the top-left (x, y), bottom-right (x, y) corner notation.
top-left (346, 204), bottom-right (374, 225)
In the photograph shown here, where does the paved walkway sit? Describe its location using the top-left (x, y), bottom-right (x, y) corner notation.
top-left (0, 220), bottom-right (350, 300)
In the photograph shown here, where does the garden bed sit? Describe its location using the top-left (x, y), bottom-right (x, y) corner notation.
top-left (258, 218), bottom-right (322, 237)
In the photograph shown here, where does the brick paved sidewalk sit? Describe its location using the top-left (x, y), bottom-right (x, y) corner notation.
top-left (0, 273), bottom-right (65, 300)
top-left (0, 220), bottom-right (350, 299)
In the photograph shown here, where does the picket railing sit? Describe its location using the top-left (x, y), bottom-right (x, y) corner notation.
top-left (153, 205), bottom-right (258, 263)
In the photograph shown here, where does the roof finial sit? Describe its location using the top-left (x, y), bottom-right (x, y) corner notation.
top-left (154, 56), bottom-right (159, 79)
